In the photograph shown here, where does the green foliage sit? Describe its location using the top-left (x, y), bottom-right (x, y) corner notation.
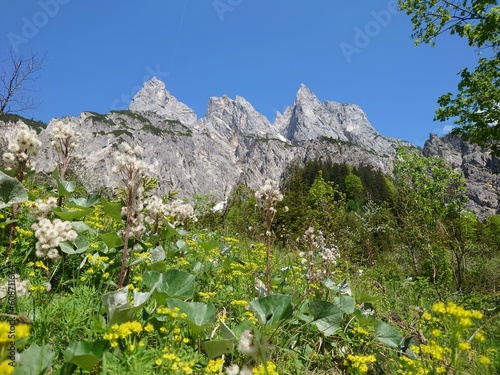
top-left (13, 343), bottom-right (55, 375)
top-left (398, 0), bottom-right (500, 156)
top-left (345, 173), bottom-right (364, 211)
top-left (393, 147), bottom-right (468, 291)
top-left (0, 171), bottom-right (28, 209)
top-left (2, 135), bottom-right (499, 374)
top-left (62, 340), bottom-right (107, 372)
top-left (307, 170), bottom-right (345, 233)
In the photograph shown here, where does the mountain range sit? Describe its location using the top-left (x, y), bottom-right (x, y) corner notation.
top-left (0, 77), bottom-right (498, 218)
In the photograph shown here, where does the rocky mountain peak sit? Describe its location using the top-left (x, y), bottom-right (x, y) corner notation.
top-left (204, 93), bottom-right (276, 139)
top-left (129, 77), bottom-right (197, 125)
top-left (295, 84), bottom-right (320, 105)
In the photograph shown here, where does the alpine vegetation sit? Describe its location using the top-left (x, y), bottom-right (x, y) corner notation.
top-left (51, 120), bottom-right (80, 180)
top-left (112, 142), bottom-right (148, 288)
top-left (2, 122), bottom-right (42, 178)
top-left (254, 179), bottom-right (284, 294)
top-left (0, 90), bottom-right (499, 374)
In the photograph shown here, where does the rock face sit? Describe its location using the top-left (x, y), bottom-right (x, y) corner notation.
top-left (423, 134), bottom-right (500, 218)
top-left (280, 84), bottom-right (395, 156)
top-left (129, 77), bottom-right (197, 125)
top-left (1, 77), bottom-right (497, 218)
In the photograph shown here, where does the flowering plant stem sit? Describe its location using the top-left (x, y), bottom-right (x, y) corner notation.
top-left (6, 163), bottom-right (27, 255)
top-left (118, 176), bottom-right (134, 288)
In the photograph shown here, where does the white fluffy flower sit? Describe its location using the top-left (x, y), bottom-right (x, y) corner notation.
top-left (237, 330), bottom-right (258, 357)
top-left (2, 121), bottom-right (41, 170)
top-left (225, 364), bottom-right (240, 375)
top-left (165, 199), bottom-right (197, 227)
top-left (32, 218), bottom-right (77, 261)
top-left (0, 274), bottom-right (30, 299)
top-left (255, 179), bottom-right (283, 210)
top-left (31, 197), bottom-right (58, 218)
top-left (239, 366), bottom-right (253, 375)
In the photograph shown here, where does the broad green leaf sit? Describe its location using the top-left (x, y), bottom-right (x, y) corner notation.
top-left (13, 343), bottom-right (55, 375)
top-left (99, 232), bottom-right (124, 250)
top-left (71, 221), bottom-right (96, 235)
top-left (220, 320), bottom-right (237, 340)
top-left (176, 239), bottom-right (189, 252)
top-left (375, 321), bottom-right (403, 348)
top-left (166, 299), bottom-right (216, 334)
top-left (58, 362), bottom-right (77, 375)
top-left (202, 339), bottom-right (234, 359)
top-left (308, 300), bottom-right (344, 336)
top-left (149, 260), bottom-right (167, 272)
top-left (164, 222), bottom-right (182, 238)
top-left (324, 278), bottom-right (352, 296)
top-left (144, 269), bottom-right (195, 303)
top-left (63, 340), bottom-right (106, 371)
top-left (101, 198), bottom-right (122, 221)
top-left (102, 286), bottom-right (135, 325)
top-left (198, 239), bottom-right (219, 253)
top-left (249, 294), bottom-right (293, 329)
top-left (53, 207), bottom-right (92, 221)
top-left (59, 234), bottom-right (90, 255)
top-left (333, 295), bottom-right (356, 314)
top-left (66, 194), bottom-right (101, 208)
top-left (149, 245), bottom-right (166, 263)
top-left (133, 285), bottom-right (157, 308)
top-left (0, 171), bottom-right (28, 209)
top-left (53, 169), bottom-right (76, 197)
top-left (399, 336), bottom-right (419, 355)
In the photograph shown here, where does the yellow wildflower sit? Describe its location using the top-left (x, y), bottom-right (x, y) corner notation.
top-left (458, 341), bottom-right (471, 351)
top-left (205, 358), bottom-right (224, 374)
top-left (478, 356), bottom-right (491, 365)
top-left (0, 360), bottom-right (14, 375)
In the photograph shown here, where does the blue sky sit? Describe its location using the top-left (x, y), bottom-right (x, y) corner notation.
top-left (0, 0), bottom-right (481, 145)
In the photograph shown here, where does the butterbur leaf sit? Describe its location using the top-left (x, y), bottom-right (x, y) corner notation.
top-left (399, 336), bottom-right (418, 354)
top-left (133, 285), bottom-right (158, 307)
top-left (99, 232), bottom-right (124, 250)
top-left (0, 170), bottom-right (28, 209)
top-left (149, 245), bottom-right (166, 262)
top-left (202, 339), bottom-right (234, 359)
top-left (101, 198), bottom-right (122, 222)
top-left (144, 269), bottom-right (195, 303)
top-left (166, 299), bottom-right (216, 334)
top-left (53, 169), bottom-right (76, 196)
top-left (324, 278), bottom-right (352, 296)
top-left (164, 222), bottom-right (182, 238)
top-left (308, 300), bottom-right (344, 336)
top-left (333, 295), bottom-right (356, 314)
top-left (66, 194), bottom-right (101, 208)
top-left (13, 343), bottom-right (55, 375)
top-left (198, 239), bottom-right (219, 253)
top-left (63, 340), bottom-right (106, 371)
top-left (59, 234), bottom-right (89, 255)
top-left (53, 207), bottom-right (92, 221)
top-left (220, 320), bottom-right (237, 340)
top-left (176, 239), bottom-right (189, 252)
top-left (58, 362), bottom-right (77, 375)
top-left (375, 321), bottom-right (403, 348)
top-left (71, 221), bottom-right (96, 235)
top-left (249, 294), bottom-right (293, 329)
top-left (102, 286), bottom-right (135, 325)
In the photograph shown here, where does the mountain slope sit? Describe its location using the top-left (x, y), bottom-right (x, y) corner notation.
top-left (5, 78), bottom-right (497, 218)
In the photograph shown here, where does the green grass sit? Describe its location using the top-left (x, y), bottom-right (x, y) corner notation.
top-left (0, 142), bottom-right (499, 374)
